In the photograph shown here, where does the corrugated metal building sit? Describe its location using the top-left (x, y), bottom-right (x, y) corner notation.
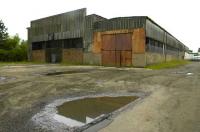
top-left (28, 8), bottom-right (189, 67)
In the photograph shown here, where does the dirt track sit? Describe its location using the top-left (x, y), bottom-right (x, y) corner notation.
top-left (0, 62), bottom-right (199, 132)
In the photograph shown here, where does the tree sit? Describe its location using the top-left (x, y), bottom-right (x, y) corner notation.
top-left (0, 20), bottom-right (8, 39)
top-left (0, 20), bottom-right (28, 61)
top-left (0, 20), bottom-right (8, 48)
top-left (4, 34), bottom-right (20, 50)
top-left (17, 40), bottom-right (28, 61)
top-left (0, 34), bottom-right (28, 61)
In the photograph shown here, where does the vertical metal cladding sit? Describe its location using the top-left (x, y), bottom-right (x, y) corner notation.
top-left (146, 19), bottom-right (164, 43)
top-left (30, 8), bottom-right (86, 42)
top-left (84, 14), bottom-right (106, 52)
top-left (94, 17), bottom-right (146, 32)
top-left (27, 28), bottom-right (32, 61)
top-left (29, 8), bottom-right (87, 63)
top-left (145, 18), bottom-right (187, 52)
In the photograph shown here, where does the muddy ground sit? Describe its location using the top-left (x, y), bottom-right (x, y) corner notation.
top-left (0, 62), bottom-right (199, 132)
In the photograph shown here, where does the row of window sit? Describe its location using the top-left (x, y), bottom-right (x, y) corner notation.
top-left (63, 38), bottom-right (83, 49)
top-left (166, 45), bottom-right (179, 52)
top-left (32, 38), bottom-right (83, 50)
top-left (32, 42), bottom-right (44, 50)
top-left (146, 38), bottom-right (181, 54)
top-left (146, 38), bottom-right (163, 53)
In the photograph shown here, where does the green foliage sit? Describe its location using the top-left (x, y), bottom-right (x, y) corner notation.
top-left (0, 61), bottom-right (45, 67)
top-left (0, 34), bottom-right (28, 62)
top-left (0, 19), bottom-right (28, 62)
top-left (3, 34), bottom-right (20, 50)
top-left (146, 60), bottom-right (190, 70)
top-left (0, 20), bottom-right (8, 48)
top-left (0, 20), bottom-right (8, 39)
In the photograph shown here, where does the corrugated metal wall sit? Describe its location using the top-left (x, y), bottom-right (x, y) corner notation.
top-left (27, 28), bottom-right (32, 61)
top-left (30, 8), bottom-right (86, 42)
top-left (146, 18), bottom-right (186, 51)
top-left (84, 14), bottom-right (106, 52)
top-left (146, 19), bottom-right (165, 43)
top-left (94, 17), bottom-right (146, 32)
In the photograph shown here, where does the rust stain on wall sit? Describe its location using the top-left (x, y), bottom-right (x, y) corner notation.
top-left (120, 51), bottom-right (132, 66)
top-left (115, 33), bottom-right (132, 51)
top-left (92, 32), bottom-right (102, 54)
top-left (32, 50), bottom-right (46, 62)
top-left (102, 51), bottom-right (116, 66)
top-left (92, 28), bottom-right (146, 66)
top-left (92, 29), bottom-right (135, 54)
top-left (133, 28), bottom-right (146, 53)
top-left (62, 49), bottom-right (83, 64)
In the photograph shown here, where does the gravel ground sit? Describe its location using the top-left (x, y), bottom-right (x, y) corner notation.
top-left (0, 62), bottom-right (199, 132)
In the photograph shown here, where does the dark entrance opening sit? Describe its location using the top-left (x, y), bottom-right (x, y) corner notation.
top-left (45, 38), bottom-right (83, 63)
top-left (46, 40), bottom-right (62, 63)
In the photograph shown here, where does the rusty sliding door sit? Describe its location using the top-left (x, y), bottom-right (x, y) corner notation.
top-left (102, 33), bottom-right (132, 67)
top-left (115, 33), bottom-right (132, 66)
top-left (102, 34), bottom-right (116, 66)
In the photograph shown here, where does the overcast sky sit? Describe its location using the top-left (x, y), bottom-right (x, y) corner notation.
top-left (0, 0), bottom-right (199, 51)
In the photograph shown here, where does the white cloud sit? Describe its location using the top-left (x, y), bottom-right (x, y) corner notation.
top-left (0, 0), bottom-right (199, 51)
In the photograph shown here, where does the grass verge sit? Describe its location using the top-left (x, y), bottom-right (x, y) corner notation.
top-left (146, 60), bottom-right (190, 70)
top-left (0, 61), bottom-right (46, 67)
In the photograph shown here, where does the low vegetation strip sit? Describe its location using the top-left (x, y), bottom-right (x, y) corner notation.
top-left (0, 61), bottom-right (46, 67)
top-left (146, 60), bottom-right (190, 70)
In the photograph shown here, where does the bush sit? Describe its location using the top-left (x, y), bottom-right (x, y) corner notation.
top-left (0, 20), bottom-right (28, 62)
top-left (0, 36), bottom-right (27, 62)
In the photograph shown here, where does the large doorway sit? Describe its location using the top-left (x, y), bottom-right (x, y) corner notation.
top-left (46, 40), bottom-right (62, 63)
top-left (102, 33), bottom-right (132, 67)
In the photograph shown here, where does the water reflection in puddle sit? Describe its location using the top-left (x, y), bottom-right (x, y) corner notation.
top-left (55, 96), bottom-right (138, 127)
top-left (186, 72), bottom-right (193, 75)
top-left (0, 77), bottom-right (6, 81)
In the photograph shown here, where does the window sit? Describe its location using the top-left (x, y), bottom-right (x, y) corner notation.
top-left (64, 38), bottom-right (83, 49)
top-left (32, 42), bottom-right (44, 50)
top-left (46, 40), bottom-right (62, 49)
top-left (146, 37), bottom-right (163, 53)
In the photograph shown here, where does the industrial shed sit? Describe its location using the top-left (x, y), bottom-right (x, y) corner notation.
top-left (28, 8), bottom-right (188, 67)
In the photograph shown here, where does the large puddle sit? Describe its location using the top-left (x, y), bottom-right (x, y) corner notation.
top-left (0, 76), bottom-right (16, 83)
top-left (55, 96), bottom-right (138, 127)
top-left (31, 94), bottom-right (143, 131)
top-left (0, 76), bottom-right (6, 81)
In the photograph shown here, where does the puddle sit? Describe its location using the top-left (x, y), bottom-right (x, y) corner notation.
top-left (55, 96), bottom-right (137, 127)
top-left (0, 76), bottom-right (6, 81)
top-left (186, 72), bottom-right (193, 75)
top-left (31, 93), bottom-right (143, 131)
top-left (45, 70), bottom-right (90, 76)
top-left (172, 71), bottom-right (194, 76)
top-left (0, 76), bottom-right (16, 82)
